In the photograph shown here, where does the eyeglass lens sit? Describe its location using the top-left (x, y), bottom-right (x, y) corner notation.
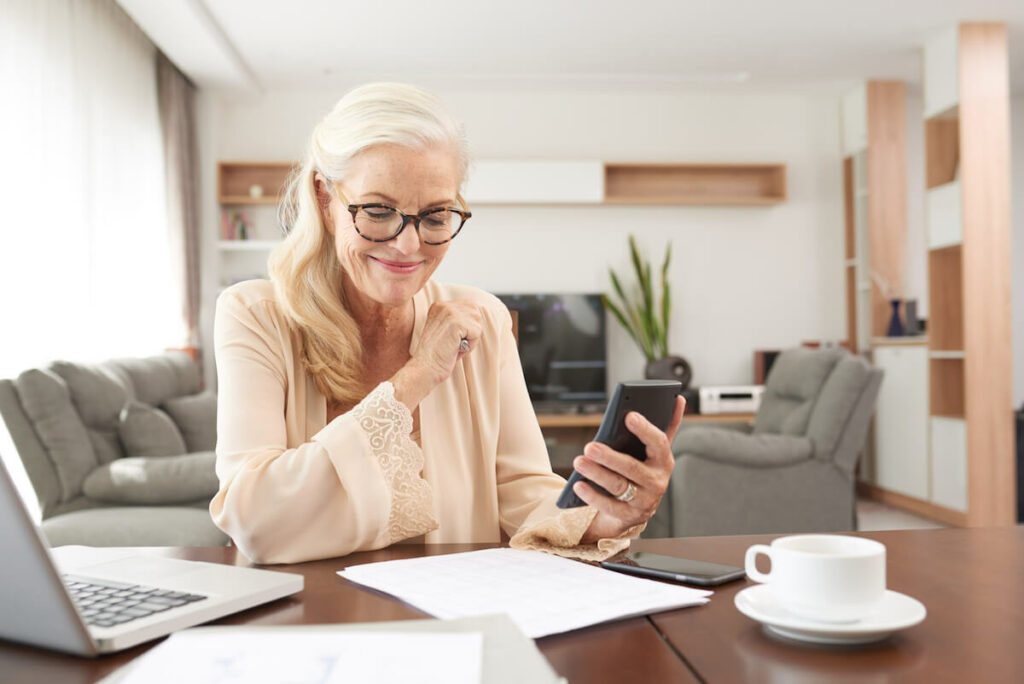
top-left (354, 206), bottom-right (464, 244)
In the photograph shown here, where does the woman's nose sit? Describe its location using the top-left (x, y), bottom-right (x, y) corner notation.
top-left (392, 218), bottom-right (423, 254)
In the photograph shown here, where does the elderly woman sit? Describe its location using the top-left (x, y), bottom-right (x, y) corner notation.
top-left (211, 83), bottom-right (683, 564)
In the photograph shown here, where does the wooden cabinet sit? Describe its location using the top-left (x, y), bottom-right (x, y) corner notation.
top-left (463, 161), bottom-right (787, 206)
top-left (463, 161), bottom-right (603, 203)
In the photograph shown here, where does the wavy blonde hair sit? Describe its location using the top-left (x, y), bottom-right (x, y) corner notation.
top-left (269, 83), bottom-right (469, 407)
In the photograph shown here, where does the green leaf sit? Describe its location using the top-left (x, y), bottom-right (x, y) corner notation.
top-left (601, 295), bottom-right (641, 349)
top-left (660, 279), bottom-right (672, 356)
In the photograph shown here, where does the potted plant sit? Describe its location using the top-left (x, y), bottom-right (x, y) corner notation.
top-left (602, 236), bottom-right (692, 388)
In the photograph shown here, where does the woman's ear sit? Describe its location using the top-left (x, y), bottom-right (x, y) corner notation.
top-left (313, 173), bottom-right (335, 235)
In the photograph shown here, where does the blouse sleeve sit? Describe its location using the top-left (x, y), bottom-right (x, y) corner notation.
top-left (209, 290), bottom-right (438, 564)
top-left (489, 306), bottom-right (644, 561)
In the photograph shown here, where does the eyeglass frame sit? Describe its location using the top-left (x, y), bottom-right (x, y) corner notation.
top-left (332, 184), bottom-right (472, 245)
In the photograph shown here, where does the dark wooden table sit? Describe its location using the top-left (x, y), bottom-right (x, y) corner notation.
top-left (2, 527), bottom-right (1022, 682)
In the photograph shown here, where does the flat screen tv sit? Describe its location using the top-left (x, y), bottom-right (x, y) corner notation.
top-left (495, 293), bottom-right (607, 411)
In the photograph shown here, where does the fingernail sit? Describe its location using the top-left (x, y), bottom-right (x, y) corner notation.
top-left (628, 412), bottom-right (641, 427)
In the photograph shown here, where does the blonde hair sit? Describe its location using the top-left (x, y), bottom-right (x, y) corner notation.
top-left (269, 82), bottom-right (469, 406)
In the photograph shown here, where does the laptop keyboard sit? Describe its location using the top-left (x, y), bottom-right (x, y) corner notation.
top-left (63, 575), bottom-right (207, 628)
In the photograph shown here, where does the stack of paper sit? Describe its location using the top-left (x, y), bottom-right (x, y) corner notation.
top-left (339, 548), bottom-right (711, 638)
top-left (104, 614), bottom-right (561, 684)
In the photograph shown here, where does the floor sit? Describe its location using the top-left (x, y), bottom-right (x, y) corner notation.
top-left (856, 497), bottom-right (946, 531)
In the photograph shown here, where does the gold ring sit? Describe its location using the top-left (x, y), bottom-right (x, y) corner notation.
top-left (616, 481), bottom-right (637, 503)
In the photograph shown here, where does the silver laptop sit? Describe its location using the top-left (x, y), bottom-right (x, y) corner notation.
top-left (0, 457), bottom-right (303, 656)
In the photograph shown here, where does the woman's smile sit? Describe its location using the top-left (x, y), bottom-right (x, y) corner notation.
top-left (369, 255), bottom-right (423, 274)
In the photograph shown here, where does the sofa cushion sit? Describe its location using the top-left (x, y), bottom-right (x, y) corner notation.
top-left (162, 392), bottom-right (217, 452)
top-left (108, 353), bottom-right (201, 407)
top-left (14, 368), bottom-right (98, 502)
top-left (40, 505), bottom-right (229, 547)
top-left (81, 451), bottom-right (219, 505)
top-left (118, 401), bottom-right (187, 459)
top-left (49, 361), bottom-right (128, 465)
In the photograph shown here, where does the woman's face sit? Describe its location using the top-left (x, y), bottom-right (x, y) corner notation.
top-left (323, 143), bottom-right (461, 310)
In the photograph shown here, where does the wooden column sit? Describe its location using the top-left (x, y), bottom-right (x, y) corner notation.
top-left (957, 23), bottom-right (1015, 526)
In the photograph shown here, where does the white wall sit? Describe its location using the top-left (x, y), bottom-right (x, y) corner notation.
top-left (197, 86), bottom-right (848, 391)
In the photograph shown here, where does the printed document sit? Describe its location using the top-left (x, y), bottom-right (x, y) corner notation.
top-left (338, 548), bottom-right (711, 638)
top-left (116, 630), bottom-right (482, 684)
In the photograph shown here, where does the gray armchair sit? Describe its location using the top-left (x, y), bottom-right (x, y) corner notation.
top-left (647, 347), bottom-right (883, 538)
top-left (0, 352), bottom-right (228, 547)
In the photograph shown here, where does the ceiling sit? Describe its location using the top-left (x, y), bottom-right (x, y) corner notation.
top-left (118, 0), bottom-right (1024, 96)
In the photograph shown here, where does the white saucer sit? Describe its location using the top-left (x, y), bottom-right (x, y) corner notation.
top-left (734, 585), bottom-right (926, 645)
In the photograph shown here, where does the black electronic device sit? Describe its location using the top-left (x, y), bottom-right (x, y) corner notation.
top-left (495, 293), bottom-right (607, 411)
top-left (600, 552), bottom-right (746, 587)
top-left (555, 380), bottom-right (680, 509)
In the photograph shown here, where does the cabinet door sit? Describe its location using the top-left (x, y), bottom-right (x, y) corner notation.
top-left (463, 161), bottom-right (604, 203)
top-left (930, 417), bottom-right (968, 511)
top-left (873, 346), bottom-right (929, 499)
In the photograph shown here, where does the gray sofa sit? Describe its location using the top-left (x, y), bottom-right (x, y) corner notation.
top-left (647, 347), bottom-right (883, 538)
top-left (0, 352), bottom-right (228, 547)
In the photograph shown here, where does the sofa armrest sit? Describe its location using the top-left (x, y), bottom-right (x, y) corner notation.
top-left (673, 427), bottom-right (813, 468)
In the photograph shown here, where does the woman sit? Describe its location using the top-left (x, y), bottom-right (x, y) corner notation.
top-left (211, 83), bottom-right (683, 564)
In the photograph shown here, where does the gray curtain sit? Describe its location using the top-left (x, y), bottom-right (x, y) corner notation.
top-left (156, 52), bottom-right (201, 351)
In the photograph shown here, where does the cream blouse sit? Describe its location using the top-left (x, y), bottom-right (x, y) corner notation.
top-left (210, 279), bottom-right (639, 564)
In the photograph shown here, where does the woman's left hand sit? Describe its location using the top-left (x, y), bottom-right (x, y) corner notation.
top-left (575, 396), bottom-right (686, 543)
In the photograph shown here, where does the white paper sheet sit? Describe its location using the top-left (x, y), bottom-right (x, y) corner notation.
top-left (338, 548), bottom-right (711, 638)
top-left (117, 630), bottom-right (483, 684)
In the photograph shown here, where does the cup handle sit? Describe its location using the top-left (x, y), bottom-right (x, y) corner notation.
top-left (744, 544), bottom-right (773, 583)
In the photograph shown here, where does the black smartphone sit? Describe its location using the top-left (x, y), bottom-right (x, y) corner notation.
top-left (555, 380), bottom-right (681, 509)
top-left (600, 551), bottom-right (746, 587)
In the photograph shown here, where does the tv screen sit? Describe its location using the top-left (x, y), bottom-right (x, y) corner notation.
top-left (495, 293), bottom-right (607, 410)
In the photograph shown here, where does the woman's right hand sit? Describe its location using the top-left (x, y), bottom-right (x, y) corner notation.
top-left (392, 300), bottom-right (483, 410)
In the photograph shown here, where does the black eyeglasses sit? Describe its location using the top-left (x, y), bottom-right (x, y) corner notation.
top-left (333, 185), bottom-right (471, 245)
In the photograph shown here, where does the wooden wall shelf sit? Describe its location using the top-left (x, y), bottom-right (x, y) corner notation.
top-left (930, 358), bottom-right (965, 417)
top-left (925, 113), bottom-right (960, 189)
top-left (217, 162), bottom-right (294, 205)
top-left (602, 163), bottom-right (786, 206)
top-left (927, 245), bottom-right (963, 351)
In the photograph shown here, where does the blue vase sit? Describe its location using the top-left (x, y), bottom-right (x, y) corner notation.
top-left (887, 299), bottom-right (904, 337)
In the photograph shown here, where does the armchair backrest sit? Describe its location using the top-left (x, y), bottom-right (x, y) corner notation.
top-left (753, 348), bottom-right (845, 436)
top-left (753, 347), bottom-right (883, 473)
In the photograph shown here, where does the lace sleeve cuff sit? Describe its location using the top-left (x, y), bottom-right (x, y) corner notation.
top-left (350, 382), bottom-right (439, 544)
top-left (508, 506), bottom-right (646, 562)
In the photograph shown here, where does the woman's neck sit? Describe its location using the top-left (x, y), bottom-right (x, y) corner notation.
top-left (342, 279), bottom-right (415, 349)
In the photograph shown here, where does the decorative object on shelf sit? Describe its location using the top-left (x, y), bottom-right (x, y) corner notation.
top-left (248, 184), bottom-right (264, 199)
top-left (887, 299), bottom-right (905, 337)
top-left (220, 210), bottom-right (251, 241)
top-left (602, 236), bottom-right (692, 389)
top-left (903, 299), bottom-right (921, 336)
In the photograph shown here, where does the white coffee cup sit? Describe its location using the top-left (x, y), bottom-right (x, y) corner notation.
top-left (744, 534), bottom-right (886, 623)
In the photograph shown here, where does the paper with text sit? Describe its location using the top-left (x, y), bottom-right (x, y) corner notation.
top-left (338, 548), bottom-right (711, 638)
top-left (117, 630), bottom-right (483, 684)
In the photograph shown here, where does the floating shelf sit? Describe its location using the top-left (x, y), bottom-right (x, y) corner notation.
top-left (602, 163), bottom-right (786, 206)
top-left (218, 162), bottom-right (294, 205)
